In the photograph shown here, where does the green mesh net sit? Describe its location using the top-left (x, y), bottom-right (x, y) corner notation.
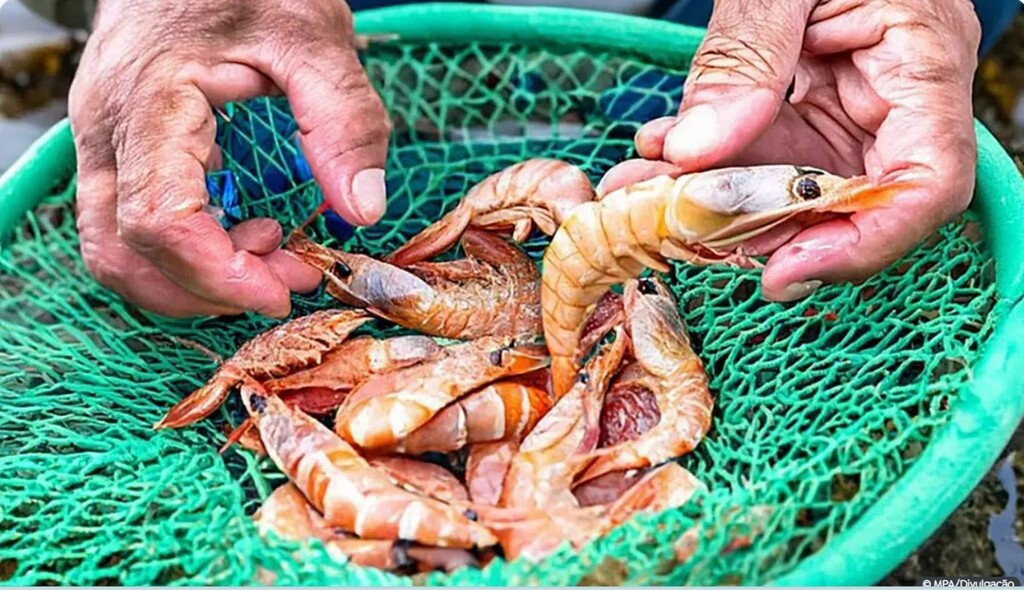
top-left (0, 23), bottom-right (1006, 587)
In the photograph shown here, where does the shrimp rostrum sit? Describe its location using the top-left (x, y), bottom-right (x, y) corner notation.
top-left (542, 165), bottom-right (912, 395)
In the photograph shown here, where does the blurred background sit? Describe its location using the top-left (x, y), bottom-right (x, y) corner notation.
top-left (0, 0), bottom-right (1022, 583)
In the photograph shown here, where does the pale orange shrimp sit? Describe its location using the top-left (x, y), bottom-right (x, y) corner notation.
top-left (542, 165), bottom-right (912, 395)
top-left (239, 379), bottom-right (497, 549)
top-left (464, 440), bottom-right (519, 507)
top-left (254, 483), bottom-right (478, 574)
top-left (397, 370), bottom-right (552, 454)
top-left (498, 329), bottom-right (628, 512)
top-left (576, 276), bottom-right (712, 484)
top-left (604, 462), bottom-right (705, 527)
top-left (335, 336), bottom-right (549, 451)
top-left (287, 229), bottom-right (542, 341)
top-left (385, 158), bottom-right (596, 267)
top-left (367, 456), bottom-right (469, 505)
top-left (218, 334), bottom-right (442, 454)
top-left (154, 309), bottom-right (371, 430)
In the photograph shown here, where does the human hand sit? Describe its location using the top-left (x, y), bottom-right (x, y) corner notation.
top-left (69, 0), bottom-right (390, 318)
top-left (600, 0), bottom-right (982, 301)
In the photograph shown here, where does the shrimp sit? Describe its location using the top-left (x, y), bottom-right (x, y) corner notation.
top-left (218, 335), bottom-right (442, 454)
top-left (154, 309), bottom-right (371, 430)
top-left (367, 456), bottom-right (470, 505)
top-left (254, 484), bottom-right (478, 574)
top-left (498, 329), bottom-right (628, 512)
top-left (604, 462), bottom-right (705, 527)
top-left (286, 229), bottom-right (543, 341)
top-left (240, 379), bottom-right (497, 549)
top-left (335, 336), bottom-right (549, 451)
top-left (464, 440), bottom-right (519, 507)
top-left (385, 158), bottom-right (596, 267)
top-left (541, 165), bottom-right (912, 395)
top-left (575, 276), bottom-right (712, 484)
top-left (397, 370), bottom-right (552, 454)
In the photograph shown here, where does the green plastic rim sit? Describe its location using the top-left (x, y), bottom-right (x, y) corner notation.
top-left (2, 3), bottom-right (1024, 585)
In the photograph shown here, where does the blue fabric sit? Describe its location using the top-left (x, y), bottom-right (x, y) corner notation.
top-left (655, 0), bottom-right (1019, 56)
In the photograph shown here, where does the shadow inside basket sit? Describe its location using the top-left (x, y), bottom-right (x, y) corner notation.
top-left (0, 40), bottom-right (1002, 586)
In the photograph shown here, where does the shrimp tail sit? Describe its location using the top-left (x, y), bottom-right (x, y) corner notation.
top-left (385, 204), bottom-right (473, 267)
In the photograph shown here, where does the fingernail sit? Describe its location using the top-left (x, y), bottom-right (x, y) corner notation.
top-left (775, 280), bottom-right (823, 302)
top-left (663, 104), bottom-right (719, 165)
top-left (350, 168), bottom-right (387, 225)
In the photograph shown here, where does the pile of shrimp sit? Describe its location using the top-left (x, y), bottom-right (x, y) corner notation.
top-left (154, 157), bottom-right (900, 576)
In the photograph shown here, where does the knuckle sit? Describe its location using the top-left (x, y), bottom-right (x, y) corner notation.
top-left (689, 26), bottom-right (790, 90)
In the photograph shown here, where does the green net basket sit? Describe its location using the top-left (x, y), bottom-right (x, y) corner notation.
top-left (3, 3), bottom-right (1024, 586)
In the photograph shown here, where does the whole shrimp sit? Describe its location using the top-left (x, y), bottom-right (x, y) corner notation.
top-left (498, 329), bottom-right (628, 512)
top-left (576, 276), bottom-right (713, 484)
top-left (335, 336), bottom-right (550, 451)
top-left (239, 379), bottom-right (497, 549)
top-left (154, 309), bottom-right (371, 430)
top-left (385, 158), bottom-right (596, 267)
top-left (287, 229), bottom-right (543, 341)
top-left (541, 165), bottom-right (911, 395)
top-left (254, 483), bottom-right (478, 574)
top-left (397, 369), bottom-right (552, 454)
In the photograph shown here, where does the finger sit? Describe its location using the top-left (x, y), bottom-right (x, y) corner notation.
top-left (241, 10), bottom-right (391, 226)
top-left (115, 82), bottom-right (293, 318)
top-left (596, 159), bottom-right (685, 197)
top-left (634, 116), bottom-right (677, 160)
top-left (228, 218), bottom-right (283, 255)
top-left (185, 62), bottom-right (283, 108)
top-left (659, 0), bottom-right (816, 170)
top-left (262, 250), bottom-right (323, 295)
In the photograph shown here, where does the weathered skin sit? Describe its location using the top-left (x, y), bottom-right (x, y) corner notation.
top-left (385, 158), bottom-right (596, 267)
top-left (287, 229), bottom-right (543, 341)
top-left (541, 165), bottom-right (910, 396)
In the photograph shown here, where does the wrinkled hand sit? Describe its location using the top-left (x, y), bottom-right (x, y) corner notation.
top-left (600, 0), bottom-right (981, 301)
top-left (69, 0), bottom-right (390, 318)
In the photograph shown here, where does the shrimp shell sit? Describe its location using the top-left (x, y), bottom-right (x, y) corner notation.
top-left (386, 158), bottom-right (596, 266)
top-left (240, 380), bottom-right (496, 549)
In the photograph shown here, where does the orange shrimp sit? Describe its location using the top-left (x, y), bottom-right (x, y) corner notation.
top-left (576, 277), bottom-right (712, 484)
top-left (541, 165), bottom-right (912, 395)
top-left (386, 158), bottom-right (596, 266)
top-left (335, 336), bottom-right (549, 451)
top-left (672, 506), bottom-right (774, 564)
top-left (239, 379), bottom-right (497, 549)
top-left (464, 440), bottom-right (519, 507)
top-left (218, 334), bottom-right (442, 454)
top-left (254, 483), bottom-right (478, 574)
top-left (498, 329), bottom-right (628, 512)
top-left (367, 456), bottom-right (469, 505)
top-left (154, 309), bottom-right (371, 430)
top-left (397, 370), bottom-right (552, 454)
top-left (287, 229), bottom-right (542, 341)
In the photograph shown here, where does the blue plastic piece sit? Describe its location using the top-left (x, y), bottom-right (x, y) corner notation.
top-left (205, 170), bottom-right (242, 229)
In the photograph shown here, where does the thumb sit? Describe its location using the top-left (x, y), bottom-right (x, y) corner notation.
top-left (246, 15), bottom-right (391, 226)
top-left (647, 0), bottom-right (815, 170)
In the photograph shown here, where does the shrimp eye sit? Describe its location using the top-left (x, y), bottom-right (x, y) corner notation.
top-left (489, 350), bottom-right (504, 366)
top-left (391, 540), bottom-right (416, 574)
top-left (463, 508), bottom-right (479, 521)
top-left (638, 277), bottom-right (659, 295)
top-left (248, 394), bottom-right (268, 413)
top-left (333, 261), bottom-right (352, 279)
top-left (576, 372), bottom-right (590, 385)
top-left (796, 177), bottom-right (822, 200)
